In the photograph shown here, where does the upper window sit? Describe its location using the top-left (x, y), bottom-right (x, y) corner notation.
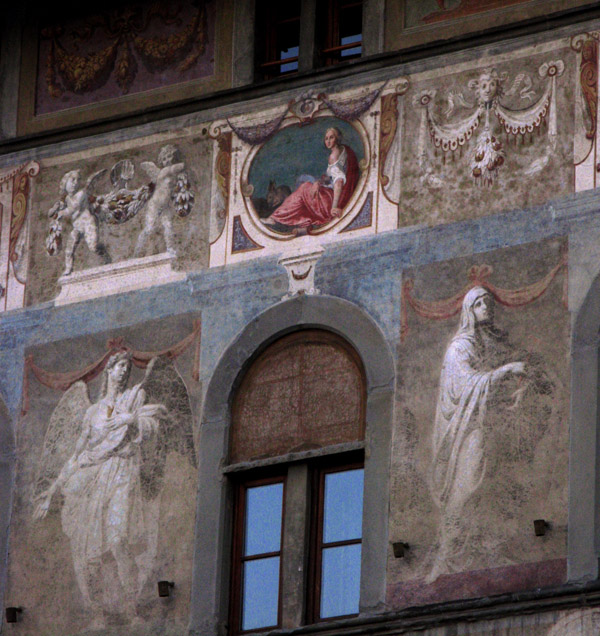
top-left (255, 0), bottom-right (301, 80)
top-left (254, 0), bottom-right (363, 80)
top-left (228, 330), bottom-right (366, 634)
top-left (318, 0), bottom-right (363, 66)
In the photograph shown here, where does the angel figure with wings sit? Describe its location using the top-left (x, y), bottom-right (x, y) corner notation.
top-left (133, 144), bottom-right (195, 258)
top-left (46, 168), bottom-right (112, 276)
top-left (413, 60), bottom-right (565, 186)
top-left (33, 352), bottom-right (196, 629)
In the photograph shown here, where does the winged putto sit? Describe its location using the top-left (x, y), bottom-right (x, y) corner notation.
top-left (44, 144), bottom-right (195, 275)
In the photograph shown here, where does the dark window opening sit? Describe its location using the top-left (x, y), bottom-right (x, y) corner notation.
top-left (255, 0), bottom-right (301, 80)
top-left (319, 0), bottom-right (363, 66)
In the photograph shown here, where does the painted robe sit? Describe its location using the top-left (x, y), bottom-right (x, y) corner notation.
top-left (431, 287), bottom-right (517, 509)
top-left (58, 384), bottom-right (162, 570)
top-left (268, 144), bottom-right (359, 227)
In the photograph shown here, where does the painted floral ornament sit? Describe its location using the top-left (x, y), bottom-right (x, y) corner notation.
top-left (414, 60), bottom-right (564, 186)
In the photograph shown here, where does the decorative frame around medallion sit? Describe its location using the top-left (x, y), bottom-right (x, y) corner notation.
top-left (208, 80), bottom-right (407, 266)
top-left (239, 113), bottom-right (372, 242)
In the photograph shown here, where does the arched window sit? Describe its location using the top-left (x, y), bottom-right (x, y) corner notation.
top-left (228, 330), bottom-right (366, 633)
top-left (231, 329), bottom-right (365, 463)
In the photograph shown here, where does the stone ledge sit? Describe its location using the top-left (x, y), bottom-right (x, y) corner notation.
top-left (261, 580), bottom-right (600, 635)
top-left (54, 253), bottom-right (186, 306)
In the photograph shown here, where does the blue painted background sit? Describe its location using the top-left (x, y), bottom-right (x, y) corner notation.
top-left (248, 117), bottom-right (365, 200)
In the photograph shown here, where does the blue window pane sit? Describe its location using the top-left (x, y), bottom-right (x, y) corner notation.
top-left (280, 45), bottom-right (299, 73)
top-left (341, 34), bottom-right (362, 57)
top-left (244, 483), bottom-right (283, 556)
top-left (320, 544), bottom-right (361, 618)
top-left (242, 557), bottom-right (280, 630)
top-left (323, 469), bottom-right (364, 543)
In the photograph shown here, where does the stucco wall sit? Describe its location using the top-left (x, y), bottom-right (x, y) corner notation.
top-left (0, 9), bottom-right (600, 636)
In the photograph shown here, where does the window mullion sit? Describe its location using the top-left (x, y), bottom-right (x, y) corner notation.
top-left (298, 0), bottom-right (317, 72)
top-left (280, 463), bottom-right (310, 628)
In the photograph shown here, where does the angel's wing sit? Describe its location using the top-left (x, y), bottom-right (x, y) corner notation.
top-left (141, 161), bottom-right (160, 182)
top-left (85, 169), bottom-right (108, 192)
top-left (138, 356), bottom-right (196, 500)
top-left (33, 381), bottom-right (91, 499)
top-left (110, 159), bottom-right (135, 186)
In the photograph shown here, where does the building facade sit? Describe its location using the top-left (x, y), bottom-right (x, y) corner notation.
top-left (1, 1), bottom-right (600, 634)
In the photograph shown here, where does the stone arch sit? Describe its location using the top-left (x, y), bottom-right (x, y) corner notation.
top-left (568, 270), bottom-right (600, 583)
top-left (189, 294), bottom-right (395, 635)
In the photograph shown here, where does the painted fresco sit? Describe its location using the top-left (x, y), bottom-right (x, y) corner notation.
top-left (405, 0), bottom-right (533, 28)
top-left (400, 42), bottom-right (575, 227)
top-left (35, 0), bottom-right (215, 116)
top-left (6, 34), bottom-right (596, 302)
top-left (209, 80), bottom-right (408, 266)
top-left (6, 316), bottom-right (201, 635)
top-left (385, 1), bottom-right (595, 53)
top-left (17, 0), bottom-right (233, 136)
top-left (388, 238), bottom-right (569, 607)
top-left (24, 131), bottom-right (211, 306)
top-left (572, 32), bottom-right (600, 192)
top-left (251, 119), bottom-right (364, 233)
top-left (0, 162), bottom-right (40, 313)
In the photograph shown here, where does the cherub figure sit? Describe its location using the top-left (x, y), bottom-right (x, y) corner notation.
top-left (133, 144), bottom-right (194, 257)
top-left (47, 169), bottom-right (111, 276)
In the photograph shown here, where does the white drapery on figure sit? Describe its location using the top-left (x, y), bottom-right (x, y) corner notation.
top-left (428, 287), bottom-right (523, 581)
top-left (58, 383), bottom-right (163, 603)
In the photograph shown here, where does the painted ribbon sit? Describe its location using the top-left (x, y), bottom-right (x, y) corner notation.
top-left (401, 250), bottom-right (567, 342)
top-left (21, 319), bottom-right (201, 414)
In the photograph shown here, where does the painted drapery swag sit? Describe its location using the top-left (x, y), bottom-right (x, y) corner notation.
top-left (227, 83), bottom-right (385, 146)
top-left (21, 319), bottom-right (201, 414)
top-left (413, 60), bottom-right (564, 185)
top-left (42, 2), bottom-right (207, 98)
top-left (400, 249), bottom-right (568, 342)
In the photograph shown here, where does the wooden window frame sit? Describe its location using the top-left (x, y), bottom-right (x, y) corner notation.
top-left (254, 0), bottom-right (301, 80)
top-left (307, 458), bottom-right (364, 623)
top-left (228, 453), bottom-right (364, 633)
top-left (319, 0), bottom-right (363, 67)
top-left (229, 471), bottom-right (287, 635)
top-left (229, 328), bottom-right (367, 632)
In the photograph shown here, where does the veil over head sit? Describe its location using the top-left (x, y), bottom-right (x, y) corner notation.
top-left (457, 286), bottom-right (492, 335)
